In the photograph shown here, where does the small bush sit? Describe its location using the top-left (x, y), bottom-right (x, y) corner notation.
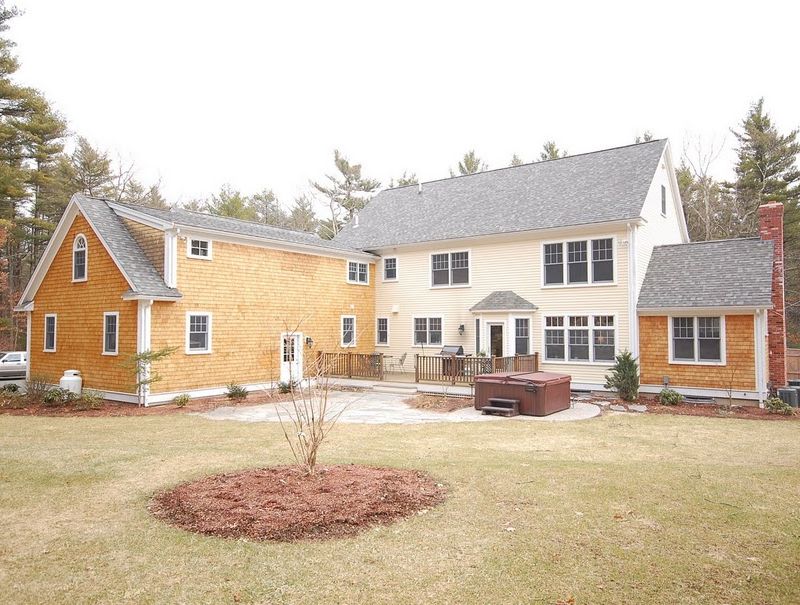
top-left (173, 393), bottom-right (190, 407)
top-left (604, 351), bottom-right (640, 402)
top-left (25, 374), bottom-right (51, 404)
top-left (226, 383), bottom-right (248, 401)
top-left (2, 383), bottom-right (19, 393)
top-left (765, 396), bottom-right (794, 416)
top-left (0, 392), bottom-right (25, 409)
top-left (658, 388), bottom-right (683, 406)
top-left (277, 381), bottom-right (294, 394)
top-left (42, 387), bottom-right (78, 407)
top-left (75, 389), bottom-right (104, 411)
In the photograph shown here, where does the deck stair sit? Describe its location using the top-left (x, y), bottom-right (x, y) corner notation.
top-left (481, 397), bottom-right (520, 417)
top-left (372, 382), bottom-right (419, 396)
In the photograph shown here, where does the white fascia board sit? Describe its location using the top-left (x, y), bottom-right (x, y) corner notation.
top-left (121, 293), bottom-right (182, 302)
top-left (638, 306), bottom-right (767, 315)
top-left (661, 142), bottom-right (691, 243)
top-left (177, 225), bottom-right (376, 262)
top-left (14, 301), bottom-right (34, 312)
top-left (365, 217), bottom-right (645, 255)
top-left (107, 202), bottom-right (174, 230)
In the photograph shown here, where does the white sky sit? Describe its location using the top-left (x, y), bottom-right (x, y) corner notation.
top-left (10, 0), bottom-right (800, 210)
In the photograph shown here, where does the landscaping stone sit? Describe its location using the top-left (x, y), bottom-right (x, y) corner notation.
top-left (629, 404), bottom-right (648, 413)
top-left (609, 404), bottom-right (627, 412)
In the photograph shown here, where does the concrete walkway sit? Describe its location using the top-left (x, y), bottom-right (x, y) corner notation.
top-left (198, 390), bottom-right (600, 425)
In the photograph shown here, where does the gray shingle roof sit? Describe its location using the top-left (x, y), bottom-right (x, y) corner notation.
top-left (637, 238), bottom-right (774, 309)
top-left (470, 290), bottom-right (537, 311)
top-left (111, 201), bottom-right (368, 255)
top-left (76, 195), bottom-right (181, 299)
top-left (335, 139), bottom-right (668, 250)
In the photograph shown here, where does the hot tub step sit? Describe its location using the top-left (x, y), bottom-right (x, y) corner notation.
top-left (487, 397), bottom-right (519, 409)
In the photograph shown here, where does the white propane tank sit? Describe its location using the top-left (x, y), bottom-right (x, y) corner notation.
top-left (59, 370), bottom-right (82, 395)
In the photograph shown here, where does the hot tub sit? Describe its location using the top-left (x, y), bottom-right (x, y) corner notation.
top-left (474, 372), bottom-right (572, 416)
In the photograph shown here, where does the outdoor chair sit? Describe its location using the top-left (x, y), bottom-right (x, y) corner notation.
top-left (386, 352), bottom-right (407, 374)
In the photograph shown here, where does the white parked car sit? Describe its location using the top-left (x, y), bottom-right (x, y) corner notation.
top-left (0, 351), bottom-right (27, 378)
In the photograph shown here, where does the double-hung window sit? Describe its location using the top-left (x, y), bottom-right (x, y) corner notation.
top-left (383, 257), bottom-right (397, 281)
top-left (188, 238), bottom-right (212, 259)
top-left (671, 317), bottom-right (723, 363)
top-left (44, 314), bottom-right (57, 352)
top-left (515, 318), bottom-right (530, 355)
top-left (413, 317), bottom-right (442, 346)
top-left (376, 317), bottom-right (389, 345)
top-left (544, 238), bottom-right (614, 285)
top-left (591, 239), bottom-right (614, 282)
top-left (341, 315), bottom-right (356, 347)
top-left (103, 312), bottom-right (119, 355)
top-left (567, 242), bottom-right (588, 284)
top-left (186, 312), bottom-right (212, 354)
top-left (348, 261), bottom-right (369, 284)
top-left (544, 243), bottom-right (564, 285)
top-left (544, 314), bottom-right (616, 363)
top-left (431, 252), bottom-right (469, 286)
top-left (72, 235), bottom-right (87, 281)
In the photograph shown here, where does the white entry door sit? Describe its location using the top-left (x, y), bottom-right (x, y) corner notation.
top-left (280, 333), bottom-right (303, 383)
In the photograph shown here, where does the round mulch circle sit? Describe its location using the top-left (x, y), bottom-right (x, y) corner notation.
top-left (149, 465), bottom-right (446, 542)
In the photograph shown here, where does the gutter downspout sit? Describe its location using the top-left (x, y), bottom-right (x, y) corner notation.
top-left (25, 311), bottom-right (31, 382)
top-left (136, 299), bottom-right (153, 406)
top-left (627, 222), bottom-right (639, 359)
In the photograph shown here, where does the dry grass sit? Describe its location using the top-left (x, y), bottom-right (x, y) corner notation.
top-left (1, 413), bottom-right (799, 604)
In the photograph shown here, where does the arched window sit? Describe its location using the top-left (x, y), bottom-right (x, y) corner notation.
top-left (72, 234), bottom-right (87, 282)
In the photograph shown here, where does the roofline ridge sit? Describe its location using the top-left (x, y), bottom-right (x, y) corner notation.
top-left (382, 138), bottom-right (668, 192)
top-left (654, 236), bottom-right (764, 249)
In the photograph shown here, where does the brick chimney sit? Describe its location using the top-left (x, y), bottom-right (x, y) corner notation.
top-left (758, 202), bottom-right (787, 388)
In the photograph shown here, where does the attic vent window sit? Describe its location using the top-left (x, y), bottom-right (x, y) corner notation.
top-left (72, 234), bottom-right (87, 282)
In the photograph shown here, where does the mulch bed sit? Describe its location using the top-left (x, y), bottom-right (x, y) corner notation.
top-left (406, 394), bottom-right (474, 412)
top-left (149, 465), bottom-right (446, 542)
top-left (0, 390), bottom-right (295, 417)
top-left (645, 401), bottom-right (798, 421)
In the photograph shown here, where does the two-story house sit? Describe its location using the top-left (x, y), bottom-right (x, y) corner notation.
top-left (335, 139), bottom-right (786, 402)
top-left (17, 140), bottom-right (787, 405)
top-left (15, 194), bottom-right (377, 405)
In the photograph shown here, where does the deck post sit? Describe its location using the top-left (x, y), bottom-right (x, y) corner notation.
top-left (379, 353), bottom-right (384, 381)
top-left (414, 354), bottom-right (419, 383)
top-left (347, 351), bottom-right (352, 378)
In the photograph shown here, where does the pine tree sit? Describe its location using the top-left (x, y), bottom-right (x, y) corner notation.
top-left (286, 194), bottom-right (318, 233)
top-left (311, 149), bottom-right (380, 236)
top-left (723, 99), bottom-right (800, 345)
top-left (250, 188), bottom-right (289, 226)
top-left (510, 154), bottom-right (524, 167)
top-left (204, 185), bottom-right (257, 221)
top-left (604, 351), bottom-right (640, 401)
top-left (539, 141), bottom-right (567, 161)
top-left (67, 137), bottom-right (113, 196)
top-left (450, 150), bottom-right (487, 176)
top-left (388, 171), bottom-right (418, 187)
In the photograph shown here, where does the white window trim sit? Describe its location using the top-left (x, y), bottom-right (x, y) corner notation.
top-left (411, 314), bottom-right (445, 348)
top-left (186, 237), bottom-right (213, 260)
top-left (102, 311), bottom-right (119, 356)
top-left (376, 317), bottom-right (390, 347)
top-left (72, 233), bottom-right (88, 283)
top-left (511, 315), bottom-right (532, 356)
top-left (43, 313), bottom-right (57, 352)
top-left (541, 236), bottom-right (617, 288)
top-left (341, 315), bottom-right (357, 348)
top-left (185, 311), bottom-right (213, 354)
top-left (668, 315), bottom-right (727, 366)
top-left (346, 260), bottom-right (369, 285)
top-left (541, 312), bottom-right (619, 365)
top-left (382, 257), bottom-right (398, 282)
top-left (429, 249), bottom-right (471, 289)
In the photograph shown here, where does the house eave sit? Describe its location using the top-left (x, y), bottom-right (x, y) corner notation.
top-left (637, 305), bottom-right (771, 315)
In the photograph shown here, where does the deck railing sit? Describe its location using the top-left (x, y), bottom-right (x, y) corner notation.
top-left (317, 351), bottom-right (384, 380)
top-left (415, 353), bottom-right (539, 385)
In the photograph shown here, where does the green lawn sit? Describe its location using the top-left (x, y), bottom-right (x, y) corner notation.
top-left (1, 412), bottom-right (799, 604)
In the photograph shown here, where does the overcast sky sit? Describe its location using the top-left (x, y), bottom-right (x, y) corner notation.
top-left (10, 0), bottom-right (800, 209)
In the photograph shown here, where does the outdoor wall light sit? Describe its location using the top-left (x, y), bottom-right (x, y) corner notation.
top-left (305, 336), bottom-right (314, 348)
top-left (458, 324), bottom-right (465, 335)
